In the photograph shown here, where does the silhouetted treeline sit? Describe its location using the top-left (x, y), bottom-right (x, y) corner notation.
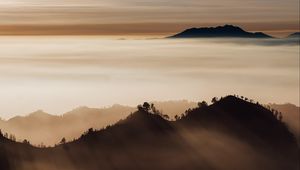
top-left (0, 95), bottom-right (289, 147)
top-left (0, 95), bottom-right (298, 170)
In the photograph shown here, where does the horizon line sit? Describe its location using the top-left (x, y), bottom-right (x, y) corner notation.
top-left (1, 99), bottom-right (298, 121)
top-left (0, 23), bottom-right (298, 37)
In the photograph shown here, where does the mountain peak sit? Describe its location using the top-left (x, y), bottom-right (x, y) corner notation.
top-left (180, 95), bottom-right (295, 146)
top-left (28, 110), bottom-right (48, 116)
top-left (76, 110), bottom-right (174, 145)
top-left (116, 110), bottom-right (173, 132)
top-left (219, 24), bottom-right (244, 30)
top-left (169, 25), bottom-right (272, 38)
top-left (288, 32), bottom-right (300, 38)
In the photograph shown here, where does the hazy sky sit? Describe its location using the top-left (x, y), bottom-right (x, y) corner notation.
top-left (0, 0), bottom-right (299, 36)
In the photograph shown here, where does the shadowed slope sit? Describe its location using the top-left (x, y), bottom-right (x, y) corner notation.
top-left (269, 103), bottom-right (300, 143)
top-left (0, 96), bottom-right (298, 170)
top-left (178, 96), bottom-right (297, 170)
top-left (180, 96), bottom-right (296, 146)
top-left (73, 110), bottom-right (175, 145)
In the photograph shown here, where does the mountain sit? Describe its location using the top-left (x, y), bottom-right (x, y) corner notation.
top-left (288, 32), bottom-right (300, 38)
top-left (0, 96), bottom-right (298, 170)
top-left (0, 101), bottom-right (196, 145)
top-left (0, 105), bottom-right (134, 146)
top-left (269, 103), bottom-right (299, 143)
top-left (169, 25), bottom-right (273, 38)
top-left (179, 97), bottom-right (296, 146)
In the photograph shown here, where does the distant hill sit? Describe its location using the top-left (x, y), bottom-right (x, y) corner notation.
top-left (169, 25), bottom-right (273, 38)
top-left (0, 101), bottom-right (196, 145)
top-left (0, 105), bottom-right (134, 146)
top-left (287, 32), bottom-right (300, 38)
top-left (0, 96), bottom-right (298, 170)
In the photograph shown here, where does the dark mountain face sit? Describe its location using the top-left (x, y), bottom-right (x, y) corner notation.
top-left (169, 25), bottom-right (272, 38)
top-left (269, 103), bottom-right (300, 144)
top-left (288, 32), bottom-right (300, 38)
top-left (179, 96), bottom-right (296, 148)
top-left (0, 96), bottom-right (298, 170)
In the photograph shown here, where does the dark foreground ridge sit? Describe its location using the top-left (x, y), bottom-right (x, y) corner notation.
top-left (0, 95), bottom-right (298, 170)
top-left (169, 25), bottom-right (273, 38)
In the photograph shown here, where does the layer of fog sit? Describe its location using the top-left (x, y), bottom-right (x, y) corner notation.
top-left (12, 128), bottom-right (292, 170)
top-left (0, 37), bottom-right (298, 118)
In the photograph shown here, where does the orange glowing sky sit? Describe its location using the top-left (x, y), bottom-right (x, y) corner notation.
top-left (0, 0), bottom-right (299, 37)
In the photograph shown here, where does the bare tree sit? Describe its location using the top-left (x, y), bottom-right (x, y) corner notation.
top-left (198, 101), bottom-right (208, 108)
top-left (23, 139), bottom-right (30, 145)
top-left (60, 137), bottom-right (66, 145)
top-left (137, 104), bottom-right (143, 111)
top-left (211, 97), bottom-right (218, 104)
top-left (143, 102), bottom-right (151, 111)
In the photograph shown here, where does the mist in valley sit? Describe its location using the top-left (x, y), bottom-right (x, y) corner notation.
top-left (0, 96), bottom-right (298, 170)
top-left (0, 37), bottom-right (299, 170)
top-left (0, 37), bottom-right (298, 118)
top-left (0, 100), bottom-right (197, 146)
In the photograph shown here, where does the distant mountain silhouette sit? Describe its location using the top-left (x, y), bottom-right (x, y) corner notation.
top-left (288, 32), bottom-right (300, 38)
top-left (0, 105), bottom-right (134, 146)
top-left (0, 101), bottom-right (196, 145)
top-left (169, 25), bottom-right (273, 38)
top-left (0, 96), bottom-right (298, 170)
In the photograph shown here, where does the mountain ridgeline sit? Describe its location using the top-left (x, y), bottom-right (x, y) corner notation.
top-left (169, 25), bottom-right (273, 38)
top-left (288, 32), bottom-right (300, 38)
top-left (0, 101), bottom-right (197, 146)
top-left (0, 95), bottom-right (298, 170)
